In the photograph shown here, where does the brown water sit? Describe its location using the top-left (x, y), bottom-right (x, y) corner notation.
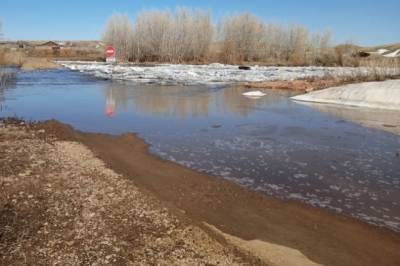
top-left (1, 69), bottom-right (400, 231)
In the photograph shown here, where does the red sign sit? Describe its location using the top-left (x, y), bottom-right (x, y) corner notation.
top-left (106, 46), bottom-right (115, 58)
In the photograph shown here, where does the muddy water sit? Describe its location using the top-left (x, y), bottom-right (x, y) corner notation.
top-left (1, 69), bottom-right (400, 231)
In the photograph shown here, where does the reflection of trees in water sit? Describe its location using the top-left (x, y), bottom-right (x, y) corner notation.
top-left (222, 87), bottom-right (292, 116)
top-left (104, 84), bottom-right (211, 118)
top-left (0, 80), bottom-right (16, 109)
top-left (0, 85), bottom-right (4, 102)
top-left (0, 68), bottom-right (17, 110)
top-left (134, 86), bottom-right (211, 118)
top-left (104, 83), bottom-right (293, 118)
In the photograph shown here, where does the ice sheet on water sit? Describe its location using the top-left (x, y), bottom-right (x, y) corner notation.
top-left (59, 61), bottom-right (362, 85)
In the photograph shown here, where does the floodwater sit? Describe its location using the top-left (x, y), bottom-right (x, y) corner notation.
top-left (1, 69), bottom-right (400, 231)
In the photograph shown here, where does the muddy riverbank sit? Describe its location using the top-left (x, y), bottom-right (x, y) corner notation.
top-left (2, 118), bottom-right (397, 266)
top-left (0, 119), bottom-right (257, 265)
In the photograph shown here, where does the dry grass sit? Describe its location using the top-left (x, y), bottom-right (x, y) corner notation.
top-left (20, 58), bottom-right (59, 70)
top-left (306, 57), bottom-right (400, 82)
top-left (0, 48), bottom-right (59, 70)
top-left (27, 47), bottom-right (103, 61)
top-left (359, 58), bottom-right (400, 80)
top-left (0, 46), bottom-right (101, 68)
top-left (0, 49), bottom-right (25, 67)
top-left (244, 59), bottom-right (400, 92)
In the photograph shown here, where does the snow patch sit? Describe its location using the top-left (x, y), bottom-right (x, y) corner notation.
top-left (242, 90), bottom-right (266, 98)
top-left (291, 79), bottom-right (400, 110)
top-left (383, 49), bottom-right (400, 58)
top-left (377, 49), bottom-right (389, 54)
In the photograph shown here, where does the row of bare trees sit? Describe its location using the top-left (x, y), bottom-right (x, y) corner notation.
top-left (102, 9), bottom-right (213, 63)
top-left (218, 14), bottom-right (333, 65)
top-left (102, 9), bottom-right (336, 65)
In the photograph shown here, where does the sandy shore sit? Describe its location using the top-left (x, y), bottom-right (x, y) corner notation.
top-left (1, 119), bottom-right (400, 265)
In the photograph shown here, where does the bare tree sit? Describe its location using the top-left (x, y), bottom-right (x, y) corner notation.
top-left (134, 10), bottom-right (171, 61)
top-left (102, 14), bottom-right (134, 61)
top-left (169, 8), bottom-right (213, 62)
top-left (287, 25), bottom-right (309, 65)
top-left (130, 8), bottom-right (213, 63)
top-left (221, 13), bottom-right (265, 63)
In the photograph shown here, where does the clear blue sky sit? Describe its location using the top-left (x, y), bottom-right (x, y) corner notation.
top-left (1, 0), bottom-right (399, 46)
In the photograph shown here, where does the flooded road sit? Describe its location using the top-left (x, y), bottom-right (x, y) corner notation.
top-left (1, 69), bottom-right (400, 231)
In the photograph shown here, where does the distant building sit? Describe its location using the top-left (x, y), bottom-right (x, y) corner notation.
top-left (36, 41), bottom-right (63, 55)
top-left (17, 41), bottom-right (33, 49)
top-left (38, 41), bottom-right (63, 50)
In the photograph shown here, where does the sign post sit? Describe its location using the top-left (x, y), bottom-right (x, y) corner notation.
top-left (106, 45), bottom-right (116, 63)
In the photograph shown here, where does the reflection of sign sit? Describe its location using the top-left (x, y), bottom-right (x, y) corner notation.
top-left (106, 105), bottom-right (115, 117)
top-left (105, 89), bottom-right (116, 118)
top-left (106, 45), bottom-right (116, 63)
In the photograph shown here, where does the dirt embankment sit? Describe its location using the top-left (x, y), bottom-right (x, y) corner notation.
top-left (242, 75), bottom-right (400, 93)
top-left (2, 119), bottom-right (400, 265)
top-left (241, 78), bottom-right (368, 93)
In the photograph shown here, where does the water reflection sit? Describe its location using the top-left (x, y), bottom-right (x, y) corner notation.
top-left (0, 77), bottom-right (16, 111)
top-left (298, 102), bottom-right (400, 135)
top-left (103, 83), bottom-right (296, 119)
top-left (0, 87), bottom-right (4, 104)
top-left (222, 87), bottom-right (297, 116)
top-left (105, 88), bottom-right (116, 118)
top-left (103, 83), bottom-right (212, 118)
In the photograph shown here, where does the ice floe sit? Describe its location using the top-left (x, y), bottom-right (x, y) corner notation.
top-left (59, 61), bottom-right (368, 85)
top-left (242, 90), bottom-right (266, 98)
